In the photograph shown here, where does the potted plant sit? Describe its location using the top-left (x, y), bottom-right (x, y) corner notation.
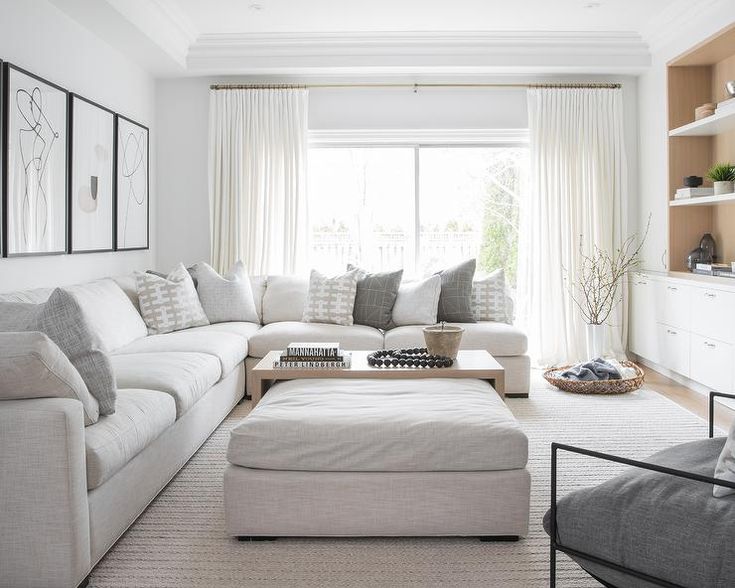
top-left (565, 219), bottom-right (649, 360)
top-left (707, 163), bottom-right (735, 195)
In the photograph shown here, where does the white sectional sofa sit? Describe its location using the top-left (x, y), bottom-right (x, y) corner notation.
top-left (0, 272), bottom-right (529, 588)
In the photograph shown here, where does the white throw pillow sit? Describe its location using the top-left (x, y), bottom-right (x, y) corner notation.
top-left (135, 263), bottom-right (209, 335)
top-left (0, 331), bottom-right (99, 425)
top-left (472, 269), bottom-right (510, 323)
top-left (302, 269), bottom-right (361, 326)
top-left (714, 420), bottom-right (735, 498)
top-left (391, 275), bottom-right (441, 326)
top-left (191, 261), bottom-right (259, 324)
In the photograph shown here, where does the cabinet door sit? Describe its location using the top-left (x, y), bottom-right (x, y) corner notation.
top-left (690, 334), bottom-right (733, 393)
top-left (630, 277), bottom-right (659, 363)
top-left (658, 281), bottom-right (691, 331)
top-left (656, 324), bottom-right (690, 377)
top-left (690, 287), bottom-right (735, 345)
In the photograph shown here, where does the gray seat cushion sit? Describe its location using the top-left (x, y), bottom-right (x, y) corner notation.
top-left (384, 322), bottom-right (528, 357)
top-left (228, 378), bottom-right (527, 472)
top-left (113, 327), bottom-right (252, 375)
top-left (110, 352), bottom-right (221, 417)
top-left (247, 321), bottom-right (384, 359)
top-left (85, 389), bottom-right (176, 489)
top-left (543, 438), bottom-right (735, 588)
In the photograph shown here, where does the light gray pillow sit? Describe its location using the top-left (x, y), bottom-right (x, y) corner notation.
top-left (390, 275), bottom-right (441, 327)
top-left (435, 259), bottom-right (477, 323)
top-left (190, 261), bottom-right (259, 324)
top-left (302, 269), bottom-right (361, 326)
top-left (714, 420), bottom-right (735, 498)
top-left (0, 288), bottom-right (118, 415)
top-left (472, 269), bottom-right (510, 323)
top-left (135, 263), bottom-right (209, 335)
top-left (0, 331), bottom-right (99, 425)
top-left (347, 265), bottom-right (403, 330)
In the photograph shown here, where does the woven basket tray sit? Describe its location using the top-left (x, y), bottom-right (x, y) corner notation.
top-left (543, 361), bottom-right (645, 395)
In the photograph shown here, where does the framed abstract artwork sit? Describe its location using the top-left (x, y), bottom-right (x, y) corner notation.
top-left (115, 114), bottom-right (148, 251)
top-left (69, 94), bottom-right (115, 253)
top-left (2, 63), bottom-right (68, 257)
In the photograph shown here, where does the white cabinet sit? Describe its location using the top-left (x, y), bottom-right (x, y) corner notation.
top-left (690, 334), bottom-right (733, 392)
top-left (690, 288), bottom-right (735, 344)
top-left (657, 281), bottom-right (691, 330)
top-left (655, 324), bottom-right (690, 378)
top-left (630, 277), bottom-right (659, 363)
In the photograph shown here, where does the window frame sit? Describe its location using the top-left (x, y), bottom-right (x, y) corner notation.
top-left (308, 129), bottom-right (529, 273)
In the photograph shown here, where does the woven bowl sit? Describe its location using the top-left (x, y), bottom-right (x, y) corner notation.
top-left (543, 361), bottom-right (644, 395)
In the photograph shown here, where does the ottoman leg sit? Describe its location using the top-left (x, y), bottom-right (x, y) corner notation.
top-left (237, 536), bottom-right (278, 542)
top-left (479, 535), bottom-right (520, 542)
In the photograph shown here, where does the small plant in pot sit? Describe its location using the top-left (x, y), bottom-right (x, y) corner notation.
top-left (707, 163), bottom-right (735, 196)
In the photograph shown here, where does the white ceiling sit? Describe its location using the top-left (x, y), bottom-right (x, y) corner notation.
top-left (173, 0), bottom-right (667, 34)
top-left (48, 0), bottom-right (721, 77)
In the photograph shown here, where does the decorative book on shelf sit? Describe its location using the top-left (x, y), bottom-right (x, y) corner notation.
top-left (285, 342), bottom-right (340, 357)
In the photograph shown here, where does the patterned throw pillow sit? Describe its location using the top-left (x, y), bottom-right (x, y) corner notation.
top-left (135, 263), bottom-right (209, 335)
top-left (435, 259), bottom-right (477, 323)
top-left (302, 269), bottom-right (361, 326)
top-left (347, 265), bottom-right (403, 330)
top-left (472, 268), bottom-right (510, 323)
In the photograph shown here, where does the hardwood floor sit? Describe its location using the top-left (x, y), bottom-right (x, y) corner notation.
top-left (644, 366), bottom-right (735, 433)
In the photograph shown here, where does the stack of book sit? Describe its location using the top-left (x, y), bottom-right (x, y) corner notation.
top-left (693, 262), bottom-right (733, 277)
top-left (674, 187), bottom-right (714, 200)
top-left (273, 342), bottom-right (351, 369)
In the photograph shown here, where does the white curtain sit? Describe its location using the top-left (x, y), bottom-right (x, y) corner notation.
top-left (518, 88), bottom-right (628, 366)
top-left (208, 88), bottom-right (309, 275)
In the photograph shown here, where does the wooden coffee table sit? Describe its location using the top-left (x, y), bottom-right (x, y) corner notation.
top-left (250, 349), bottom-right (505, 406)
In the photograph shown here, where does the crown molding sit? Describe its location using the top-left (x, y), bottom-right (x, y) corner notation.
top-left (186, 31), bottom-right (651, 75)
top-left (309, 128), bottom-right (530, 146)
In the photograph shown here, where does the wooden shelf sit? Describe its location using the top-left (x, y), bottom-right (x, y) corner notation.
top-left (670, 192), bottom-right (735, 206)
top-left (669, 107), bottom-right (735, 137)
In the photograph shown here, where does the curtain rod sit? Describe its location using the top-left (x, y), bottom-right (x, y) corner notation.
top-left (209, 82), bottom-right (621, 90)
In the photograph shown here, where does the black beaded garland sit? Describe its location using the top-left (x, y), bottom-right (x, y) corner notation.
top-left (367, 348), bottom-right (454, 369)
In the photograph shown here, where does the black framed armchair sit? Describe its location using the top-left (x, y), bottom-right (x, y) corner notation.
top-left (545, 391), bottom-right (735, 588)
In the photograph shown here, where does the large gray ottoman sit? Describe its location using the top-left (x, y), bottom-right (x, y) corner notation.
top-left (224, 377), bottom-right (530, 539)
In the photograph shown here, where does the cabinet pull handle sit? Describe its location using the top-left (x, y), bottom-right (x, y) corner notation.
top-left (661, 250), bottom-right (667, 269)
top-left (704, 292), bottom-right (716, 298)
top-left (667, 286), bottom-right (678, 292)
top-left (705, 342), bottom-right (717, 349)
top-left (667, 329), bottom-right (677, 335)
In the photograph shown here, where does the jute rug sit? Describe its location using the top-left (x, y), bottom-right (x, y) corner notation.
top-left (89, 374), bottom-right (712, 587)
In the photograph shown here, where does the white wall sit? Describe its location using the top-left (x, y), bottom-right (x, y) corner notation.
top-left (0, 0), bottom-right (156, 292)
top-left (636, 6), bottom-right (735, 271)
top-left (156, 75), bottom-right (638, 271)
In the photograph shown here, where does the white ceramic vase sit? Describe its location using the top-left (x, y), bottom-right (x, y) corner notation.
top-left (713, 180), bottom-right (734, 195)
top-left (585, 323), bottom-right (606, 360)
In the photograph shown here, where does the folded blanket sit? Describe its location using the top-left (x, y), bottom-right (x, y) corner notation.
top-left (560, 357), bottom-right (621, 381)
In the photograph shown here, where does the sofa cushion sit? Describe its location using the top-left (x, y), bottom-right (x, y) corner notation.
top-left (85, 389), bottom-right (176, 490)
top-left (247, 321), bottom-right (384, 359)
top-left (435, 259), bottom-right (476, 323)
top-left (189, 321), bottom-right (261, 341)
top-left (384, 322), bottom-right (527, 357)
top-left (262, 275), bottom-right (308, 324)
top-left (0, 331), bottom-right (100, 426)
top-left (543, 438), bottom-right (735, 588)
top-left (228, 378), bottom-right (528, 471)
top-left (348, 265), bottom-right (403, 330)
top-left (250, 275), bottom-right (267, 323)
top-left (302, 269), bottom-right (361, 326)
top-left (190, 261), bottom-right (259, 324)
top-left (113, 328), bottom-right (250, 375)
top-left (472, 269), bottom-right (510, 323)
top-left (110, 352), bottom-right (221, 417)
top-left (391, 275), bottom-right (441, 327)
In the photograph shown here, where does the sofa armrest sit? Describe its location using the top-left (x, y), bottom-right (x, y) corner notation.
top-left (0, 398), bottom-right (91, 588)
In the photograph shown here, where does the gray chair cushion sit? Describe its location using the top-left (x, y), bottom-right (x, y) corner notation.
top-left (348, 265), bottom-right (403, 330)
top-left (0, 288), bottom-right (117, 415)
top-left (435, 259), bottom-right (476, 323)
top-left (543, 438), bottom-right (735, 588)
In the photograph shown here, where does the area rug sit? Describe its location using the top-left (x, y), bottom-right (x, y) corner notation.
top-left (89, 374), bottom-right (712, 587)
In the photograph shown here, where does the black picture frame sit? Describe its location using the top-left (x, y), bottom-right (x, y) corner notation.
top-left (114, 113), bottom-right (149, 251)
top-left (69, 93), bottom-right (115, 254)
top-left (0, 58), bottom-right (3, 258)
top-left (2, 62), bottom-right (69, 258)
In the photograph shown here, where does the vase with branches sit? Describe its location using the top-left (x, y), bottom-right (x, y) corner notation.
top-left (564, 217), bottom-right (650, 359)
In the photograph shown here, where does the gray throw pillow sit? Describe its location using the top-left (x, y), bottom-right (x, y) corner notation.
top-left (0, 331), bottom-right (100, 425)
top-left (0, 288), bottom-right (118, 415)
top-left (347, 265), bottom-right (403, 330)
top-left (190, 261), bottom-right (259, 324)
top-left (435, 259), bottom-right (477, 323)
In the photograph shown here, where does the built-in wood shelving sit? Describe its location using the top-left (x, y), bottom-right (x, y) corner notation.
top-left (669, 108), bottom-right (735, 137)
top-left (669, 192), bottom-right (735, 206)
